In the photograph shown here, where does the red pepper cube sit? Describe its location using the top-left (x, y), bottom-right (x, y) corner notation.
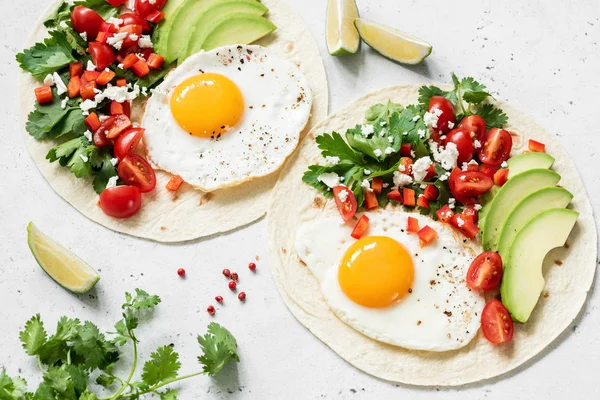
top-left (80, 81), bottom-right (97, 100)
top-left (34, 86), bottom-right (53, 104)
top-left (96, 69), bottom-right (116, 85)
top-left (386, 189), bottom-right (403, 203)
top-left (400, 143), bottom-right (412, 157)
top-left (417, 195), bottom-right (429, 209)
top-left (364, 190), bottom-right (379, 210)
top-left (85, 112), bottom-right (101, 132)
top-left (402, 188), bottom-right (415, 206)
top-left (166, 175), bottom-right (184, 192)
top-left (494, 168), bottom-right (509, 187)
top-left (423, 184), bottom-right (439, 200)
top-left (350, 215), bottom-right (370, 239)
top-left (528, 139), bottom-right (545, 153)
top-left (435, 205), bottom-right (454, 223)
top-left (147, 53), bottom-right (164, 70)
top-left (83, 70), bottom-right (101, 82)
top-left (407, 216), bottom-right (419, 233)
top-left (131, 59), bottom-right (150, 77)
top-left (146, 10), bottom-right (165, 23)
top-left (116, 78), bottom-right (128, 87)
top-left (69, 62), bottom-right (83, 77)
top-left (122, 54), bottom-right (140, 69)
top-left (450, 213), bottom-right (480, 239)
top-left (417, 225), bottom-right (438, 247)
top-left (371, 178), bottom-right (383, 194)
top-left (67, 76), bottom-right (82, 98)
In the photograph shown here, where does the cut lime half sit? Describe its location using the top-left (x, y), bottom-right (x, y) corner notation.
top-left (27, 223), bottom-right (100, 294)
top-left (326, 0), bottom-right (360, 56)
top-left (354, 18), bottom-right (432, 64)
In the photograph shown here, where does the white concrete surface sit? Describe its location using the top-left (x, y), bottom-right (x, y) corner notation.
top-left (1, 0), bottom-right (599, 398)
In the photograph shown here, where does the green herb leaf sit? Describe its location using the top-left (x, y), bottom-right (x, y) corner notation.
top-left (0, 368), bottom-right (28, 399)
top-left (19, 314), bottom-right (47, 356)
top-left (71, 322), bottom-right (119, 371)
top-left (90, 149), bottom-right (118, 194)
top-left (26, 87), bottom-right (85, 140)
top-left (459, 76), bottom-right (490, 104)
top-left (159, 389), bottom-right (179, 400)
top-left (115, 67), bottom-right (172, 90)
top-left (197, 323), bottom-right (239, 376)
top-left (315, 132), bottom-right (364, 165)
top-left (417, 85), bottom-right (444, 107)
top-left (44, 2), bottom-right (87, 55)
top-left (365, 100), bottom-right (403, 124)
top-left (142, 346), bottom-right (181, 386)
top-left (474, 103), bottom-right (508, 129)
top-left (16, 31), bottom-right (75, 79)
top-left (95, 374), bottom-right (115, 388)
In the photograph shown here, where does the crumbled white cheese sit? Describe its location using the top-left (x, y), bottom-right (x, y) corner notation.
top-left (361, 179), bottom-right (372, 191)
top-left (337, 189), bottom-right (349, 202)
top-left (470, 131), bottom-right (476, 138)
top-left (423, 107), bottom-right (442, 128)
top-left (361, 124), bottom-right (374, 137)
top-left (107, 32), bottom-right (129, 50)
top-left (382, 183), bottom-right (389, 188)
top-left (136, 52), bottom-right (147, 61)
top-left (447, 121), bottom-right (455, 129)
top-left (99, 115), bottom-right (110, 122)
top-left (412, 115), bottom-right (421, 122)
top-left (79, 99), bottom-right (97, 116)
top-left (52, 72), bottom-right (67, 95)
top-left (501, 161), bottom-right (508, 168)
top-left (373, 149), bottom-right (383, 158)
top-left (439, 172), bottom-right (450, 181)
top-left (399, 164), bottom-right (406, 172)
top-left (461, 162), bottom-right (469, 171)
top-left (43, 74), bottom-right (54, 86)
top-left (410, 150), bottom-right (416, 157)
top-left (429, 141), bottom-right (459, 170)
top-left (137, 35), bottom-right (153, 49)
top-left (474, 140), bottom-right (481, 149)
top-left (129, 33), bottom-right (139, 41)
top-left (110, 158), bottom-right (119, 166)
top-left (83, 130), bottom-right (93, 142)
top-left (79, 154), bottom-right (89, 163)
top-left (141, 87), bottom-right (148, 96)
top-left (317, 172), bottom-right (340, 188)
top-left (412, 157), bottom-right (432, 181)
top-left (402, 131), bottom-right (408, 136)
top-left (324, 156), bottom-right (340, 165)
top-left (420, 184), bottom-right (427, 189)
top-left (379, 128), bottom-right (387, 137)
top-left (80, 31), bottom-right (87, 41)
top-left (393, 171), bottom-right (413, 187)
top-left (363, 169), bottom-right (371, 175)
top-left (474, 204), bottom-right (482, 211)
top-left (440, 135), bottom-right (446, 141)
top-left (108, 17), bottom-right (124, 28)
top-left (94, 83), bottom-right (141, 103)
top-left (87, 60), bottom-right (96, 71)
top-left (384, 146), bottom-right (395, 155)
top-left (417, 129), bottom-right (426, 139)
top-left (388, 136), bottom-right (394, 143)
top-left (380, 121), bottom-right (387, 126)
top-left (117, 63), bottom-right (125, 69)
top-left (456, 216), bottom-right (465, 227)
top-left (106, 176), bottom-right (118, 189)
top-left (448, 197), bottom-right (456, 209)
top-left (149, 0), bottom-right (157, 4)
top-left (60, 97), bottom-right (68, 109)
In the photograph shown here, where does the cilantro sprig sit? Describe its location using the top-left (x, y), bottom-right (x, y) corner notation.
top-left (1, 289), bottom-right (239, 400)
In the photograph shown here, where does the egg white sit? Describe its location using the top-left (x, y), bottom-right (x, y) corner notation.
top-left (142, 45), bottom-right (312, 191)
top-left (295, 210), bottom-right (486, 351)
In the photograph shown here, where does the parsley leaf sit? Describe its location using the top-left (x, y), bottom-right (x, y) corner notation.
top-left (26, 87), bottom-right (85, 140)
top-left (16, 30), bottom-right (76, 79)
top-left (19, 314), bottom-right (47, 356)
top-left (159, 389), bottom-right (179, 400)
top-left (364, 100), bottom-right (403, 124)
top-left (197, 323), bottom-right (239, 376)
top-left (459, 76), bottom-right (490, 104)
top-left (91, 149), bottom-right (118, 194)
top-left (142, 346), bottom-right (181, 386)
top-left (474, 103), bottom-right (508, 129)
top-left (315, 131), bottom-right (364, 165)
top-left (71, 322), bottom-right (119, 371)
top-left (418, 85), bottom-right (444, 107)
top-left (0, 368), bottom-right (27, 399)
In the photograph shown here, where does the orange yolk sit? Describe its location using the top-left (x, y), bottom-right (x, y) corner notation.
top-left (338, 236), bottom-right (414, 308)
top-left (170, 73), bottom-right (244, 138)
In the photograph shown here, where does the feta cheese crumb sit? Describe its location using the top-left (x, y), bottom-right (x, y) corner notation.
top-left (393, 171), bottom-right (413, 187)
top-left (382, 183), bottom-right (389, 188)
top-left (106, 176), bottom-right (118, 189)
top-left (380, 121), bottom-right (387, 126)
top-left (420, 184), bottom-right (427, 189)
top-left (87, 60), bottom-right (96, 71)
top-left (99, 115), bottom-right (110, 122)
top-left (149, 0), bottom-right (157, 4)
top-left (410, 150), bottom-right (416, 157)
top-left (108, 17), bottom-right (124, 28)
top-left (412, 115), bottom-right (421, 122)
top-left (317, 172), bottom-right (340, 188)
top-left (379, 128), bottom-right (387, 137)
top-left (117, 63), bottom-right (124, 69)
top-left (324, 156), bottom-right (340, 165)
top-left (60, 97), bottom-right (68, 109)
top-left (52, 72), bottom-right (67, 95)
top-left (429, 140), bottom-right (459, 170)
top-left (456, 216), bottom-right (465, 227)
top-left (79, 99), bottom-right (97, 116)
top-left (129, 33), bottom-right (139, 41)
top-left (448, 198), bottom-right (456, 209)
top-left (137, 35), bottom-right (153, 49)
top-left (107, 32), bottom-right (128, 50)
top-left (80, 31), bottom-right (87, 41)
top-left (412, 157), bottom-right (432, 181)
top-left (361, 124), bottom-right (374, 137)
top-left (337, 189), bottom-right (349, 202)
top-left (43, 74), bottom-right (54, 86)
top-left (79, 154), bottom-right (89, 163)
top-left (361, 179), bottom-right (372, 191)
top-left (439, 172), bottom-right (450, 181)
top-left (474, 140), bottom-right (481, 149)
top-left (402, 131), bottom-right (408, 136)
top-left (363, 169), bottom-right (371, 175)
top-left (83, 130), bottom-right (93, 142)
top-left (424, 107), bottom-right (443, 128)
top-left (111, 158), bottom-right (119, 166)
top-left (501, 161), bottom-right (508, 168)
top-left (447, 121), bottom-right (455, 129)
top-left (388, 136), bottom-right (394, 143)
top-left (417, 129), bottom-right (426, 139)
top-left (373, 148), bottom-right (383, 158)
top-left (474, 204), bottom-right (482, 211)
top-left (384, 146), bottom-right (395, 155)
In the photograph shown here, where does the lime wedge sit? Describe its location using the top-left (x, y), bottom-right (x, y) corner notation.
top-left (354, 18), bottom-right (432, 64)
top-left (326, 0), bottom-right (360, 56)
top-left (27, 223), bottom-right (100, 294)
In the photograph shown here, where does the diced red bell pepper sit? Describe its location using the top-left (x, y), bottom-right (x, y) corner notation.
top-left (100, 21), bottom-right (117, 34)
top-left (67, 76), bottom-right (82, 98)
top-left (417, 225), bottom-right (438, 247)
top-left (387, 189), bottom-right (403, 203)
top-left (131, 59), bottom-right (150, 77)
top-left (122, 53), bottom-right (140, 69)
top-left (364, 190), bottom-right (379, 210)
top-left (403, 187), bottom-right (415, 206)
top-left (116, 78), bottom-right (128, 87)
top-left (83, 70), bottom-right (101, 82)
top-left (69, 62), bottom-right (83, 77)
top-left (166, 175), bottom-right (185, 192)
top-left (146, 10), bottom-right (165, 23)
top-left (80, 81), bottom-right (97, 100)
top-left (424, 163), bottom-right (437, 181)
top-left (479, 164), bottom-right (497, 180)
top-left (450, 213), bottom-right (480, 239)
top-left (105, 114), bottom-right (133, 139)
top-left (351, 215), bottom-right (370, 239)
top-left (34, 86), bottom-right (53, 104)
top-left (96, 31), bottom-right (111, 44)
top-left (371, 178), bottom-right (383, 194)
top-left (494, 168), bottom-right (509, 187)
top-left (528, 139), bottom-right (545, 153)
top-left (106, 0), bottom-right (127, 6)
top-left (463, 207), bottom-right (479, 224)
top-left (423, 184), bottom-right (439, 200)
top-left (96, 69), bottom-right (116, 85)
top-left (400, 143), bottom-right (412, 157)
top-left (110, 100), bottom-right (131, 117)
top-left (85, 112), bottom-right (101, 132)
top-left (147, 53), bottom-right (164, 69)
top-left (417, 195), bottom-right (429, 209)
top-left (407, 216), bottom-right (419, 233)
top-left (435, 204), bottom-right (454, 223)
top-left (400, 157), bottom-right (413, 175)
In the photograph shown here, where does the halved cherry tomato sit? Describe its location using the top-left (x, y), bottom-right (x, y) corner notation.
top-left (407, 216), bottom-right (419, 233)
top-left (118, 24), bottom-right (144, 49)
top-left (463, 207), bottom-right (479, 224)
top-left (119, 12), bottom-right (151, 32)
top-left (452, 170), bottom-right (493, 197)
top-left (34, 86), bottom-right (53, 104)
top-left (387, 189), bottom-right (403, 203)
top-left (417, 195), bottom-right (429, 209)
top-left (400, 157), bottom-right (413, 175)
top-left (364, 190), bottom-right (379, 210)
top-left (417, 225), bottom-right (437, 247)
top-left (466, 252), bottom-right (502, 291)
top-left (84, 112), bottom-right (101, 132)
top-left (166, 175), bottom-right (184, 192)
top-left (400, 143), bottom-right (412, 157)
top-left (479, 164), bottom-right (497, 180)
top-left (528, 139), bottom-right (545, 153)
top-left (448, 167), bottom-right (477, 205)
top-left (71, 6), bottom-right (104, 39)
top-left (105, 114), bottom-right (132, 139)
top-left (458, 114), bottom-right (487, 141)
top-left (428, 96), bottom-right (456, 133)
top-left (444, 128), bottom-right (474, 165)
top-left (67, 76), bottom-right (82, 98)
top-left (494, 168), bottom-right (510, 187)
top-left (106, 0), bottom-right (127, 6)
top-left (467, 162), bottom-right (479, 172)
top-left (118, 154), bottom-right (156, 193)
top-left (332, 186), bottom-right (357, 221)
top-left (131, 59), bottom-right (150, 77)
top-left (403, 188), bottom-right (415, 206)
top-left (135, 0), bottom-right (167, 17)
top-left (450, 213), bottom-right (480, 239)
top-left (88, 42), bottom-right (115, 71)
top-left (423, 184), bottom-right (439, 200)
top-left (93, 127), bottom-right (110, 147)
top-left (99, 185), bottom-right (142, 218)
top-left (371, 178), bottom-right (383, 194)
top-left (481, 299), bottom-right (514, 344)
top-left (436, 204), bottom-right (454, 223)
top-left (351, 215), bottom-right (370, 239)
top-left (114, 128), bottom-right (144, 160)
top-left (478, 128), bottom-right (513, 166)
top-left (69, 62), bottom-right (83, 77)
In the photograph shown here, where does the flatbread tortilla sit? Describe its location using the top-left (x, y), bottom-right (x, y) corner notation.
top-left (267, 85), bottom-right (597, 386)
top-left (19, 0), bottom-right (328, 242)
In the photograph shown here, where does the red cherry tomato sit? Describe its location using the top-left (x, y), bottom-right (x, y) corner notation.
top-left (478, 128), bottom-right (513, 166)
top-left (134, 0), bottom-right (167, 17)
top-left (452, 170), bottom-right (493, 197)
top-left (444, 128), bottom-right (474, 165)
top-left (458, 115), bottom-right (487, 141)
top-left (119, 12), bottom-right (151, 32)
top-left (71, 6), bottom-right (104, 38)
top-left (114, 128), bottom-right (144, 160)
top-left (466, 252), bottom-right (502, 291)
top-left (448, 168), bottom-right (478, 205)
top-left (88, 42), bottom-right (115, 71)
top-left (428, 96), bottom-right (456, 134)
top-left (481, 299), bottom-right (514, 344)
top-left (118, 154), bottom-right (156, 193)
top-left (99, 185), bottom-right (142, 218)
top-left (332, 186), bottom-right (357, 221)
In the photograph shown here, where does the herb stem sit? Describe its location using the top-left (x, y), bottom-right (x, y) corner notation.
top-left (118, 371), bottom-right (206, 398)
top-left (36, 357), bottom-right (44, 374)
top-left (108, 330), bottom-right (139, 400)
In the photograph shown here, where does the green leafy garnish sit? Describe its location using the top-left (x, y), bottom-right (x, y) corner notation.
top-left (1, 289), bottom-right (239, 399)
top-left (26, 87), bottom-right (85, 140)
top-left (16, 31), bottom-right (76, 79)
top-left (474, 103), bottom-right (509, 129)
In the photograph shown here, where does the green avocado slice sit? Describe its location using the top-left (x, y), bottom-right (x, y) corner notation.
top-left (507, 152), bottom-right (555, 179)
top-left (152, 0), bottom-right (186, 58)
top-left (200, 13), bottom-right (277, 52)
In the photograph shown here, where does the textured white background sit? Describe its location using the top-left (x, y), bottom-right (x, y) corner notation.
top-left (1, 0), bottom-right (599, 398)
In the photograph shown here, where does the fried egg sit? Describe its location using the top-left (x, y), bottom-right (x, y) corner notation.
top-left (295, 210), bottom-right (485, 351)
top-left (143, 45), bottom-right (312, 191)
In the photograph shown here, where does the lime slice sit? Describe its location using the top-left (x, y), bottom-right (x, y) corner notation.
top-left (27, 223), bottom-right (100, 294)
top-left (354, 18), bottom-right (432, 64)
top-left (326, 0), bottom-right (360, 56)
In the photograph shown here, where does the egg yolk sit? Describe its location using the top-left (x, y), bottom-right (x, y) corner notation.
top-left (338, 236), bottom-right (414, 308)
top-left (170, 73), bottom-right (244, 138)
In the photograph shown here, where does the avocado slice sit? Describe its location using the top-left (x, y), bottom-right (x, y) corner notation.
top-left (481, 169), bottom-right (561, 251)
top-left (181, 0), bottom-right (269, 61)
top-left (500, 208), bottom-right (578, 322)
top-left (163, 0), bottom-right (223, 64)
top-left (200, 13), bottom-right (277, 51)
top-left (507, 152), bottom-right (555, 178)
top-left (152, 0), bottom-right (187, 57)
top-left (497, 187), bottom-right (573, 260)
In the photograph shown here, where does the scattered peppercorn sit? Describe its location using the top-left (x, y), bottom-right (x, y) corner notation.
top-left (238, 292), bottom-right (246, 301)
top-left (222, 268), bottom-right (231, 278)
top-left (228, 281), bottom-right (237, 290)
top-left (207, 305), bottom-right (215, 315)
top-left (248, 262), bottom-right (256, 271)
top-left (215, 296), bottom-right (223, 303)
top-left (231, 272), bottom-right (239, 281)
top-left (177, 268), bottom-right (185, 277)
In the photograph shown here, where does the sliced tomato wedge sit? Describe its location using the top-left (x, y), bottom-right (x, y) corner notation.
top-left (407, 216), bottom-right (420, 233)
top-left (400, 143), bottom-right (412, 157)
top-left (528, 139), bottom-right (545, 153)
top-left (417, 225), bottom-right (437, 247)
top-left (351, 215), bottom-right (370, 239)
top-left (481, 299), bottom-right (514, 344)
top-left (403, 188), bottom-right (415, 206)
top-left (448, 167), bottom-right (479, 205)
top-left (435, 204), bottom-right (454, 223)
top-left (452, 170), bottom-right (493, 197)
top-left (364, 190), bottom-right (379, 210)
top-left (332, 186), bottom-right (357, 221)
top-left (478, 128), bottom-right (513, 166)
top-left (466, 252), bottom-right (503, 291)
top-left (118, 154), bottom-right (157, 193)
top-left (105, 114), bottom-right (132, 139)
top-left (450, 213), bottom-right (480, 239)
top-left (114, 128), bottom-right (144, 160)
top-left (386, 189), bottom-right (403, 203)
